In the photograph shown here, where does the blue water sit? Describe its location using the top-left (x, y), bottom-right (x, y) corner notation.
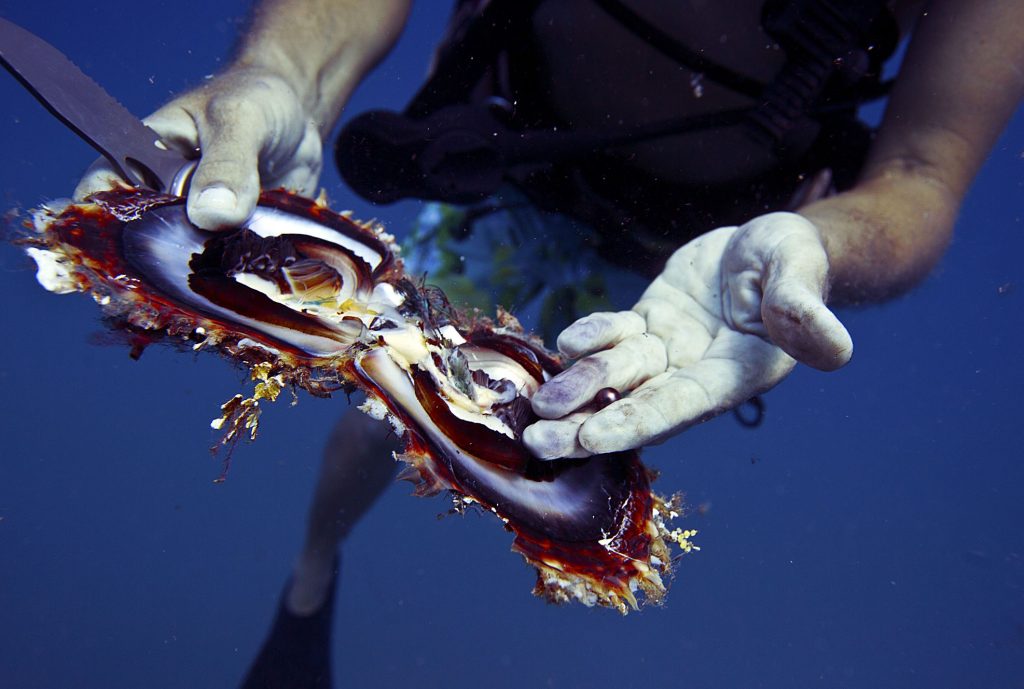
top-left (1, 4), bottom-right (1022, 688)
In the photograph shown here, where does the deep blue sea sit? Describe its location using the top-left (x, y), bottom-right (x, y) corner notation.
top-left (1, 3), bottom-right (1022, 688)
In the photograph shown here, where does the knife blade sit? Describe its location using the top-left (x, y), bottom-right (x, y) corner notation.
top-left (0, 16), bottom-right (190, 192)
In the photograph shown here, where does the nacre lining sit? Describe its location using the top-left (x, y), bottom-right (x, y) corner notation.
top-left (24, 188), bottom-right (695, 612)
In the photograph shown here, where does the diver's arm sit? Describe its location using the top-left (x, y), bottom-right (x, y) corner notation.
top-left (525, 0), bottom-right (1024, 457)
top-left (801, 0), bottom-right (1024, 304)
top-left (236, 0), bottom-right (413, 135)
top-left (76, 0), bottom-right (413, 230)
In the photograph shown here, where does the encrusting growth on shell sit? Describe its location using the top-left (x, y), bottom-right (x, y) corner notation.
top-left (21, 187), bottom-right (700, 611)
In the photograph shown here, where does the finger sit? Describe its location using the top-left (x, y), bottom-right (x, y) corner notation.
top-left (143, 105), bottom-right (201, 156)
top-left (762, 284), bottom-right (853, 370)
top-left (635, 296), bottom-right (714, 367)
top-left (531, 332), bottom-right (667, 419)
top-left (186, 99), bottom-right (269, 230)
top-left (763, 232), bottom-right (853, 371)
top-left (577, 395), bottom-right (664, 454)
top-left (578, 335), bottom-right (794, 453)
top-left (266, 122), bottom-right (323, 195)
top-left (73, 159), bottom-right (128, 200)
top-left (74, 105), bottom-right (200, 201)
top-left (522, 414), bottom-right (592, 460)
top-left (555, 311), bottom-right (646, 358)
top-left (274, 163), bottom-right (320, 197)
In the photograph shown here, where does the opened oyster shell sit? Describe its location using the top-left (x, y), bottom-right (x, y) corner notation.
top-left (23, 187), bottom-right (697, 612)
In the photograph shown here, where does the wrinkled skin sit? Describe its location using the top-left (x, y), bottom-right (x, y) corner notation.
top-left (524, 213), bottom-right (853, 458)
top-left (75, 66), bottom-right (322, 231)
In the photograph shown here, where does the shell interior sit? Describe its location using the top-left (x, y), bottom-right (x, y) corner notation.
top-left (23, 188), bottom-right (694, 612)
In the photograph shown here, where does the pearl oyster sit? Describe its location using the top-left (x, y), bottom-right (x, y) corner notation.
top-left (22, 187), bottom-right (697, 612)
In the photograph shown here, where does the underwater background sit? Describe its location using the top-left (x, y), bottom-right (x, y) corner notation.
top-left (1, 2), bottom-right (1022, 688)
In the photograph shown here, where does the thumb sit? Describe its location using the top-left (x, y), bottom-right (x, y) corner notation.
top-left (184, 101), bottom-right (268, 230)
top-left (761, 229), bottom-right (853, 371)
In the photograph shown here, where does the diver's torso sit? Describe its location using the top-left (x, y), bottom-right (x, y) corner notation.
top-left (528, 0), bottom-right (920, 186)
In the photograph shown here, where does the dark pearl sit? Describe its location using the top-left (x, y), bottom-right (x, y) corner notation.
top-left (592, 387), bottom-right (621, 410)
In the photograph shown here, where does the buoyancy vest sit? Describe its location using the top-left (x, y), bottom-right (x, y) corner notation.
top-left (335, 0), bottom-right (899, 274)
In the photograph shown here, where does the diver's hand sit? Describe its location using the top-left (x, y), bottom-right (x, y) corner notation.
top-left (523, 212), bottom-right (854, 458)
top-left (74, 66), bottom-right (323, 230)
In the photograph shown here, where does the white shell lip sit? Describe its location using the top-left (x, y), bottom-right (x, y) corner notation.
top-left (119, 204), bottom-right (403, 358)
top-left (247, 207), bottom-right (386, 271)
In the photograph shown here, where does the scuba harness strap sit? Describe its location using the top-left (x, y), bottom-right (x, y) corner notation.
top-left (751, 0), bottom-right (898, 151)
top-left (336, 0), bottom-right (898, 217)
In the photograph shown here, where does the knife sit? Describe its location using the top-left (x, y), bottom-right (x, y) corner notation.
top-left (0, 15), bottom-right (193, 194)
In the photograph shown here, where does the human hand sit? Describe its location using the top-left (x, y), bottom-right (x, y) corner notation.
top-left (74, 66), bottom-right (323, 230)
top-left (522, 212), bottom-right (854, 459)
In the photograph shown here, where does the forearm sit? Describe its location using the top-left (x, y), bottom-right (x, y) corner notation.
top-left (800, 171), bottom-right (958, 304)
top-left (233, 0), bottom-right (413, 133)
top-left (801, 0), bottom-right (1024, 305)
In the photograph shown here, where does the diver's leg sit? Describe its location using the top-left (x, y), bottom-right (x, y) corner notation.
top-left (288, 404), bottom-right (398, 613)
top-left (240, 403), bottom-right (396, 689)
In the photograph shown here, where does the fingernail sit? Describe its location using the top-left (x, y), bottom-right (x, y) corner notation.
top-left (194, 186), bottom-right (237, 212)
